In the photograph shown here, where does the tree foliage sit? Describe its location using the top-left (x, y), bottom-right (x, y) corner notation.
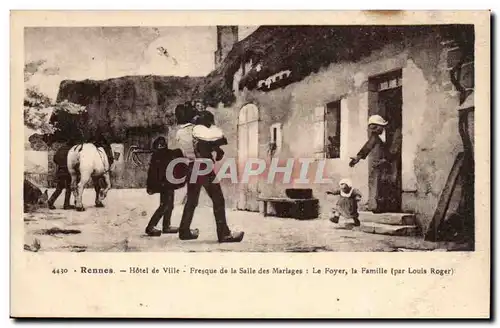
top-left (24, 60), bottom-right (88, 148)
top-left (24, 85), bottom-right (88, 144)
top-left (24, 86), bottom-right (56, 135)
top-left (49, 100), bottom-right (89, 143)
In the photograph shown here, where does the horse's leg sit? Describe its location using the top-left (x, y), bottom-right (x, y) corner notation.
top-left (76, 171), bottom-right (90, 212)
top-left (101, 173), bottom-right (111, 199)
top-left (69, 170), bottom-right (79, 208)
top-left (92, 177), bottom-right (104, 207)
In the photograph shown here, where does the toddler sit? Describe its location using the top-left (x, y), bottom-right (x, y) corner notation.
top-left (326, 178), bottom-right (362, 226)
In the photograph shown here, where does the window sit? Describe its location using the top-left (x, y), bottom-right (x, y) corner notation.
top-left (312, 100), bottom-right (342, 159)
top-left (377, 76), bottom-right (402, 91)
top-left (325, 101), bottom-right (341, 159)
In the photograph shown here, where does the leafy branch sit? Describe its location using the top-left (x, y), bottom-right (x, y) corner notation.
top-left (24, 85), bottom-right (87, 145)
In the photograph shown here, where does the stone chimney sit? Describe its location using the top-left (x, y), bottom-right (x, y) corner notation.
top-left (214, 26), bottom-right (238, 69)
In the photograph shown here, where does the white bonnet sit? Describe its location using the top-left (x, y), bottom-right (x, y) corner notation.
top-left (339, 178), bottom-right (352, 187)
top-left (368, 114), bottom-right (388, 126)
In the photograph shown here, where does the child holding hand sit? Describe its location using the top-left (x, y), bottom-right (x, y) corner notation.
top-left (326, 178), bottom-right (362, 226)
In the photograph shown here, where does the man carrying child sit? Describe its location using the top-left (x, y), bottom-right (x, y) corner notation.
top-left (174, 102), bottom-right (244, 243)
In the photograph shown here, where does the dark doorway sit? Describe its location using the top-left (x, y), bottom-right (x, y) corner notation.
top-left (368, 70), bottom-right (403, 213)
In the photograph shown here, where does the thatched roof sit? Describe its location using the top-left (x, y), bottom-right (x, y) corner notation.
top-left (195, 24), bottom-right (474, 106)
top-left (53, 75), bottom-right (204, 142)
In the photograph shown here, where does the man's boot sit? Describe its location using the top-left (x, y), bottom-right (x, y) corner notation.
top-left (178, 206), bottom-right (199, 240)
top-left (146, 209), bottom-right (164, 237)
top-left (179, 228), bottom-right (199, 240)
top-left (47, 193), bottom-right (58, 210)
top-left (63, 193), bottom-right (74, 210)
top-left (178, 213), bottom-right (198, 240)
top-left (145, 227), bottom-right (162, 237)
top-left (216, 220), bottom-right (244, 243)
top-left (162, 218), bottom-right (180, 234)
top-left (213, 206), bottom-right (243, 243)
top-left (218, 230), bottom-right (245, 243)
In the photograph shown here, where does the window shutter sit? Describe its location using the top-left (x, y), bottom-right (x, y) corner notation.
top-left (340, 98), bottom-right (349, 160)
top-left (270, 123), bottom-right (283, 154)
top-left (325, 101), bottom-right (341, 159)
top-left (313, 106), bottom-right (325, 157)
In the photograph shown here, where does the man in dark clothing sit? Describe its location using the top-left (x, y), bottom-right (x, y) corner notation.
top-left (48, 140), bottom-right (75, 210)
top-left (349, 114), bottom-right (402, 213)
top-left (145, 136), bottom-right (187, 237)
top-left (175, 104), bottom-right (244, 243)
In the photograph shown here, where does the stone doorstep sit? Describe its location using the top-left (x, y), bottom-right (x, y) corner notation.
top-left (358, 211), bottom-right (416, 226)
top-left (358, 222), bottom-right (421, 237)
top-left (332, 218), bottom-right (419, 237)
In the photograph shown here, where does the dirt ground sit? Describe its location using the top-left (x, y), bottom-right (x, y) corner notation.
top-left (23, 189), bottom-right (468, 253)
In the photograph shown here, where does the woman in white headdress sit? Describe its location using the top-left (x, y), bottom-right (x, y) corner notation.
top-left (348, 114), bottom-right (402, 213)
top-left (349, 114), bottom-right (393, 168)
top-left (326, 178), bottom-right (362, 226)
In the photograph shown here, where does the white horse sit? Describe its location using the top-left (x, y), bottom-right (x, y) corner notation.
top-left (67, 143), bottom-right (112, 211)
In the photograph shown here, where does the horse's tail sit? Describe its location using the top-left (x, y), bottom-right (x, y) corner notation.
top-left (68, 144), bottom-right (82, 176)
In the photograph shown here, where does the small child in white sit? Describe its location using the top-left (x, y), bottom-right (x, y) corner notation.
top-left (192, 110), bottom-right (228, 162)
top-left (326, 178), bottom-right (362, 226)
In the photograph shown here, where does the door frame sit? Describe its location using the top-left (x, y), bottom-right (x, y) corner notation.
top-left (237, 103), bottom-right (260, 211)
top-left (367, 69), bottom-right (403, 212)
